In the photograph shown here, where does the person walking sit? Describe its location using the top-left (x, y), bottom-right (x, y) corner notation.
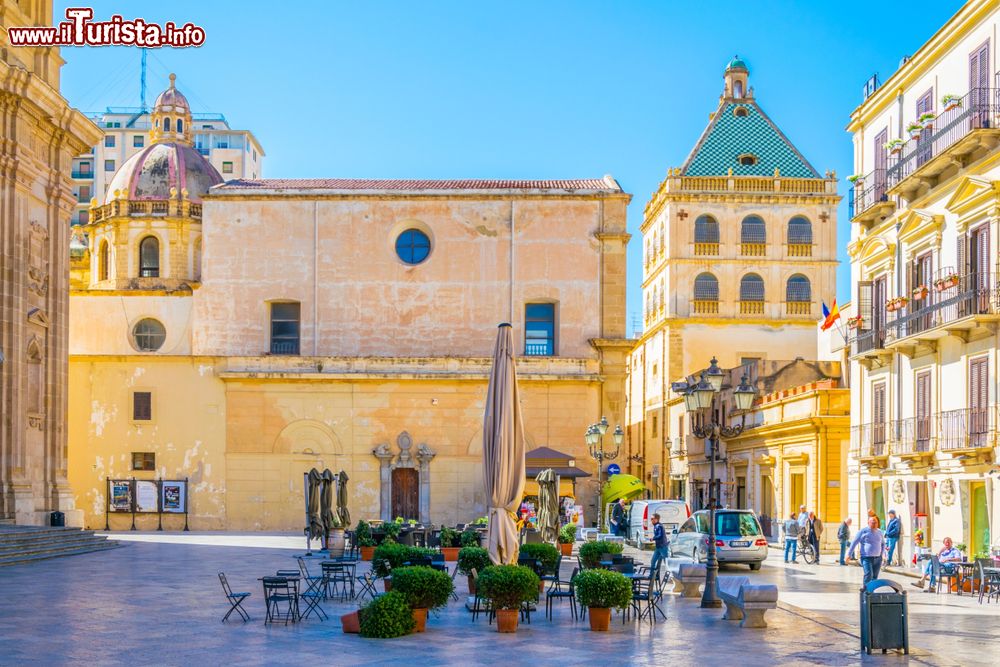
top-left (609, 498), bottom-right (625, 536)
top-left (806, 511), bottom-right (823, 564)
top-left (848, 515), bottom-right (886, 586)
top-left (783, 512), bottom-right (800, 563)
top-left (837, 517), bottom-right (852, 565)
top-left (649, 513), bottom-right (669, 577)
top-left (884, 510), bottom-right (901, 567)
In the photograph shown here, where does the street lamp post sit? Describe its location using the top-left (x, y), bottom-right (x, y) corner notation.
top-left (676, 357), bottom-right (756, 609)
top-left (586, 416), bottom-right (624, 533)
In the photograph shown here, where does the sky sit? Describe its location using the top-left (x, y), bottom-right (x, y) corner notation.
top-left (54, 0), bottom-right (965, 334)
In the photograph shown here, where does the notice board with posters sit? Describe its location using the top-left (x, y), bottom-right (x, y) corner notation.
top-left (161, 480), bottom-right (187, 513)
top-left (135, 480), bottom-right (159, 513)
top-left (108, 479), bottom-right (133, 512)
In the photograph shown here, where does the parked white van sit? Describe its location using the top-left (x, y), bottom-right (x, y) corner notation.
top-left (627, 499), bottom-right (690, 548)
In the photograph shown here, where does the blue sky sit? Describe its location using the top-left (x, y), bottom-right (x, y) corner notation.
top-left (55, 1), bottom-right (963, 333)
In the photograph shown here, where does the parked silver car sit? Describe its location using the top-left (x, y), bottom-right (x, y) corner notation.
top-left (667, 509), bottom-right (767, 570)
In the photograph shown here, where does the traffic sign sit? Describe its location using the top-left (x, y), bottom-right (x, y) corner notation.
top-left (607, 463), bottom-right (621, 476)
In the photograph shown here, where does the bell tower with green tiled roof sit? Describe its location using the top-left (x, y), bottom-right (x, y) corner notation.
top-left (681, 57), bottom-right (820, 179)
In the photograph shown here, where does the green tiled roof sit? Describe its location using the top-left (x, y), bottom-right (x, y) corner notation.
top-left (681, 101), bottom-right (819, 178)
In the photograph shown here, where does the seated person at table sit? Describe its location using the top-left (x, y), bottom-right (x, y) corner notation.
top-left (911, 536), bottom-right (962, 591)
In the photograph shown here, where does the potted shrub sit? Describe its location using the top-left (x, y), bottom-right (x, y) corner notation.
top-left (574, 569), bottom-right (633, 631)
top-left (358, 591), bottom-right (415, 638)
top-left (885, 296), bottom-right (908, 312)
top-left (884, 138), bottom-right (906, 155)
top-left (457, 546), bottom-right (490, 594)
top-left (912, 284), bottom-right (930, 301)
top-left (383, 520), bottom-right (402, 543)
top-left (476, 565), bottom-right (539, 633)
top-left (846, 315), bottom-right (864, 330)
top-left (578, 540), bottom-right (623, 569)
top-left (557, 523), bottom-right (577, 556)
top-left (356, 520), bottom-right (376, 560)
top-left (519, 542), bottom-right (560, 590)
top-left (390, 566), bottom-right (454, 632)
top-left (919, 112), bottom-right (936, 129)
top-left (439, 525), bottom-right (461, 561)
top-left (460, 528), bottom-right (481, 548)
top-left (906, 122), bottom-right (923, 140)
top-left (934, 273), bottom-right (959, 291)
top-left (942, 94), bottom-right (962, 112)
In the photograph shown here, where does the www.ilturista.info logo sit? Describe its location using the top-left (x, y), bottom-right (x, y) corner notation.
top-left (6, 7), bottom-right (205, 48)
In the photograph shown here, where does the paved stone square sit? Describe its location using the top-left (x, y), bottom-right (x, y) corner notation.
top-left (1, 534), bottom-right (997, 666)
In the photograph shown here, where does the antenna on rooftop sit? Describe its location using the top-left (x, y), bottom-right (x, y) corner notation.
top-left (139, 48), bottom-right (148, 112)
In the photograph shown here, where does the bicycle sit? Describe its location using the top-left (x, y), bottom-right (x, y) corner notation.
top-left (797, 534), bottom-right (817, 564)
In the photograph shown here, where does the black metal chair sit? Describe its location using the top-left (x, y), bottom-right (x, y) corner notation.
top-left (262, 577), bottom-right (297, 625)
top-left (469, 569), bottom-right (491, 623)
top-left (321, 562), bottom-right (352, 601)
top-left (218, 573), bottom-right (251, 623)
top-left (546, 567), bottom-right (578, 621)
top-left (356, 569), bottom-right (382, 602)
top-left (540, 555), bottom-right (562, 592)
top-left (931, 557), bottom-right (960, 594)
top-left (629, 570), bottom-right (660, 624)
top-left (297, 557), bottom-right (326, 598)
top-left (980, 565), bottom-right (1000, 604)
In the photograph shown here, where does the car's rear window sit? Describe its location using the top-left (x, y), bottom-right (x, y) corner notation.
top-left (716, 512), bottom-right (761, 536)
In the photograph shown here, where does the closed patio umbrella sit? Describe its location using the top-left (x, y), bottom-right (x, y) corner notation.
top-left (535, 468), bottom-right (559, 544)
top-left (483, 323), bottom-right (526, 565)
top-left (307, 468), bottom-right (324, 541)
top-left (320, 468), bottom-right (336, 539)
top-left (336, 470), bottom-right (351, 528)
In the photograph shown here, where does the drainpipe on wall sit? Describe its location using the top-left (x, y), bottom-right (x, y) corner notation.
top-left (313, 201), bottom-right (319, 356)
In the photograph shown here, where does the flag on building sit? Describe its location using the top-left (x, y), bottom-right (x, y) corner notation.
top-left (820, 299), bottom-right (840, 331)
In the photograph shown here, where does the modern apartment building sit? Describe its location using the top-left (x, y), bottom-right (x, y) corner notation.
top-left (69, 107), bottom-right (264, 226)
top-left (846, 0), bottom-right (999, 565)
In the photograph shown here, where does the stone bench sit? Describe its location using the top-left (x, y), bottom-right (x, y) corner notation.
top-left (717, 575), bottom-right (778, 628)
top-left (667, 558), bottom-right (706, 598)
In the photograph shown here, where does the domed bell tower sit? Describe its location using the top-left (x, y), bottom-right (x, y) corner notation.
top-left (150, 73), bottom-right (193, 146)
top-left (723, 56), bottom-right (751, 101)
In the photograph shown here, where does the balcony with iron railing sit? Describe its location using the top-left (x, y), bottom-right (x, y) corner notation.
top-left (848, 168), bottom-right (893, 226)
top-left (893, 416), bottom-right (934, 456)
top-left (71, 170), bottom-right (94, 180)
top-left (887, 88), bottom-right (1000, 198)
top-left (524, 342), bottom-right (553, 356)
top-left (939, 406), bottom-right (995, 452)
top-left (854, 407), bottom-right (997, 461)
top-left (852, 423), bottom-right (889, 460)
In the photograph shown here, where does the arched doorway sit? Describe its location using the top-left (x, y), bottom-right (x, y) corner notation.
top-left (392, 468), bottom-right (419, 520)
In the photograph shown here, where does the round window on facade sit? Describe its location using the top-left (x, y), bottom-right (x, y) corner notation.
top-left (132, 318), bottom-right (166, 352)
top-left (395, 228), bottom-right (431, 265)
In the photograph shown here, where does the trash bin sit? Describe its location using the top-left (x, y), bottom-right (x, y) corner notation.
top-left (49, 511), bottom-right (65, 527)
top-left (860, 578), bottom-right (908, 655)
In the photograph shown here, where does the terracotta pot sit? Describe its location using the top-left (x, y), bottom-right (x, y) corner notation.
top-left (360, 546), bottom-right (375, 561)
top-left (383, 579), bottom-right (392, 592)
top-left (944, 101), bottom-right (961, 112)
top-left (441, 547), bottom-right (460, 561)
top-left (340, 610), bottom-right (360, 634)
top-left (412, 607), bottom-right (427, 632)
top-left (495, 609), bottom-right (519, 633)
top-left (588, 607), bottom-right (612, 631)
top-left (559, 543), bottom-right (573, 556)
top-left (467, 575), bottom-right (476, 595)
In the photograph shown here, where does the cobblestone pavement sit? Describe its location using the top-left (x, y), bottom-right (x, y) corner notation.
top-left (0, 533), bottom-right (992, 666)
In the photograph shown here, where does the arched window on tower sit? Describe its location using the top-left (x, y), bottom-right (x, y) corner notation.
top-left (740, 273), bottom-right (765, 315)
top-left (787, 216), bottom-right (813, 256)
top-left (98, 240), bottom-right (109, 281)
top-left (786, 274), bottom-right (812, 315)
top-left (163, 117), bottom-right (171, 132)
top-left (176, 118), bottom-right (183, 134)
top-left (139, 236), bottom-right (160, 277)
top-left (693, 272), bottom-right (719, 314)
top-left (694, 214), bottom-right (719, 255)
top-left (734, 81), bottom-right (744, 98)
top-left (740, 215), bottom-right (766, 256)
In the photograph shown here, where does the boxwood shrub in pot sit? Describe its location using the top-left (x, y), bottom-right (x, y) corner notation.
top-left (390, 566), bottom-right (454, 632)
top-left (356, 520), bottom-right (376, 559)
top-left (460, 528), bottom-right (481, 547)
top-left (476, 564), bottom-right (539, 633)
top-left (574, 569), bottom-right (633, 631)
top-left (457, 546), bottom-right (490, 593)
top-left (439, 525), bottom-right (461, 560)
top-left (518, 543), bottom-right (560, 574)
top-left (372, 544), bottom-right (438, 578)
top-left (578, 540), bottom-right (624, 569)
top-left (358, 590), bottom-right (415, 638)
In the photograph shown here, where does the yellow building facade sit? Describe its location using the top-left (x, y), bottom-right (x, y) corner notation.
top-left (68, 78), bottom-right (632, 530)
top-left (0, 1), bottom-right (102, 525)
top-left (625, 58), bottom-right (840, 500)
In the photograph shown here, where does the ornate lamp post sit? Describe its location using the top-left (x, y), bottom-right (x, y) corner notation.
top-left (676, 357), bottom-right (756, 609)
top-left (586, 416), bottom-right (624, 533)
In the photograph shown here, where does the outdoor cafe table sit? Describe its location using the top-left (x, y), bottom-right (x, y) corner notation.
top-left (258, 574), bottom-right (301, 622)
top-left (320, 560), bottom-right (357, 600)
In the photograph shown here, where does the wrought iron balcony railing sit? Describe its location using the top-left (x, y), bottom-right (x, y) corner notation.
top-left (885, 271), bottom-right (999, 341)
top-left (848, 169), bottom-right (889, 222)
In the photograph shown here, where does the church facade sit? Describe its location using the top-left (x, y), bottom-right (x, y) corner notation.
top-left (68, 77), bottom-right (632, 530)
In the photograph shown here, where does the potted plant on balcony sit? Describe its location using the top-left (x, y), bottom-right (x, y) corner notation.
top-left (906, 122), bottom-right (923, 141)
top-left (884, 138), bottom-right (906, 155)
top-left (457, 546), bottom-right (490, 594)
top-left (476, 564), bottom-right (540, 633)
top-left (356, 520), bottom-right (376, 560)
top-left (942, 94), bottom-right (962, 112)
top-left (557, 523), bottom-right (577, 556)
top-left (919, 112), bottom-right (936, 129)
top-left (390, 566), bottom-right (454, 632)
top-left (574, 569), bottom-right (633, 631)
top-left (847, 173), bottom-right (864, 186)
top-left (885, 296), bottom-right (908, 312)
top-left (934, 273), bottom-right (960, 291)
top-left (358, 590), bottom-right (415, 638)
top-left (846, 314), bottom-right (864, 330)
top-left (438, 525), bottom-right (461, 561)
top-left (912, 284), bottom-right (930, 301)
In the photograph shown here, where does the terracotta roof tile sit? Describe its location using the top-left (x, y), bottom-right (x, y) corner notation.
top-left (212, 177), bottom-right (622, 193)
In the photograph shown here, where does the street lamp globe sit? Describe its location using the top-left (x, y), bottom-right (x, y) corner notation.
top-left (694, 373), bottom-right (716, 410)
top-left (733, 374), bottom-right (756, 411)
top-left (597, 415), bottom-right (609, 436)
top-left (683, 386), bottom-right (700, 413)
top-left (705, 356), bottom-right (724, 392)
top-left (612, 424), bottom-right (624, 448)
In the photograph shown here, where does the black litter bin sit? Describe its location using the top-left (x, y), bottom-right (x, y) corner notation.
top-left (49, 511), bottom-right (65, 527)
top-left (860, 578), bottom-right (908, 655)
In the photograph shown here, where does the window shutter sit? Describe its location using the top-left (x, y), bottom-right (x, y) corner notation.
top-left (858, 281), bottom-right (873, 330)
top-left (916, 372), bottom-right (930, 420)
top-left (975, 224), bottom-right (990, 289)
top-left (970, 356), bottom-right (988, 410)
top-left (958, 232), bottom-right (969, 278)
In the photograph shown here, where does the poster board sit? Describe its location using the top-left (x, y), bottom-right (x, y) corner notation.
top-left (109, 480), bottom-right (133, 512)
top-left (135, 480), bottom-right (159, 513)
top-left (161, 480), bottom-right (187, 513)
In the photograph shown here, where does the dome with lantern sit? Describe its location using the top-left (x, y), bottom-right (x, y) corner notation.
top-left (104, 74), bottom-right (222, 204)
